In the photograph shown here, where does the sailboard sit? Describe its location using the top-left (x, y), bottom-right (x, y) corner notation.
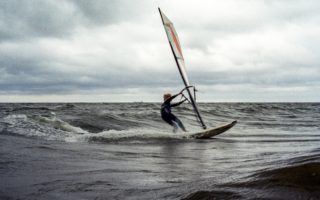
top-left (158, 8), bottom-right (236, 138)
top-left (188, 120), bottom-right (237, 139)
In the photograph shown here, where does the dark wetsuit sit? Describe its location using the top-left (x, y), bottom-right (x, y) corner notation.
top-left (161, 94), bottom-right (187, 132)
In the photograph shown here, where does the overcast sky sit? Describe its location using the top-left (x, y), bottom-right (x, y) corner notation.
top-left (0, 0), bottom-right (319, 102)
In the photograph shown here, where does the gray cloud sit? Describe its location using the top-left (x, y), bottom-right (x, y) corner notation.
top-left (0, 0), bottom-right (79, 40)
top-left (73, 0), bottom-right (149, 25)
top-left (0, 0), bottom-right (150, 41)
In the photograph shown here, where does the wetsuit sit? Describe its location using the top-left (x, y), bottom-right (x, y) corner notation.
top-left (161, 94), bottom-right (187, 132)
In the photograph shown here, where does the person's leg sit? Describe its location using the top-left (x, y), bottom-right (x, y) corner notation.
top-left (174, 117), bottom-right (187, 132)
top-left (162, 113), bottom-right (175, 126)
top-left (162, 113), bottom-right (179, 133)
top-left (170, 114), bottom-right (187, 132)
top-left (171, 121), bottom-right (179, 133)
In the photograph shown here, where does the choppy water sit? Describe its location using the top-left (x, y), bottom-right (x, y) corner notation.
top-left (0, 103), bottom-right (319, 200)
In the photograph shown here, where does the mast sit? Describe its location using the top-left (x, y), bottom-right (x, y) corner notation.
top-left (158, 8), bottom-right (207, 129)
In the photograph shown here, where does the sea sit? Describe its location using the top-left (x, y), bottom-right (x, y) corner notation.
top-left (0, 103), bottom-right (319, 200)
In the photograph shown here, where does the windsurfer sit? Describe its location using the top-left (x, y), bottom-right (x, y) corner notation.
top-left (161, 91), bottom-right (188, 132)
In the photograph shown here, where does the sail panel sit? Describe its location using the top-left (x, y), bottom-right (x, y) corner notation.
top-left (165, 25), bottom-right (184, 59)
top-left (176, 59), bottom-right (190, 86)
top-left (160, 11), bottom-right (184, 60)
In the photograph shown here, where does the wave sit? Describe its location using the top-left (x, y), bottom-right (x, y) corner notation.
top-left (242, 160), bottom-right (320, 199)
top-left (183, 163), bottom-right (320, 200)
top-left (183, 153), bottom-right (320, 200)
top-left (255, 162), bottom-right (320, 189)
top-left (0, 113), bottom-right (190, 143)
top-left (0, 114), bottom-right (86, 141)
top-left (11, 106), bottom-right (52, 112)
top-left (33, 115), bottom-right (88, 134)
top-left (182, 190), bottom-right (241, 200)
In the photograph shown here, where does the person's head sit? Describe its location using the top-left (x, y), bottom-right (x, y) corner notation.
top-left (163, 93), bottom-right (172, 101)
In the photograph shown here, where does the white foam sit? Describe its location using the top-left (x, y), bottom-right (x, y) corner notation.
top-left (33, 116), bottom-right (88, 134)
top-left (3, 114), bottom-right (28, 125)
top-left (71, 127), bottom-right (191, 143)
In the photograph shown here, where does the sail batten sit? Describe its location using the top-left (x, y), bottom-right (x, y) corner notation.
top-left (159, 8), bottom-right (207, 129)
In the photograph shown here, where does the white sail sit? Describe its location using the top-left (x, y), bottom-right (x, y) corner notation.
top-left (159, 8), bottom-right (206, 129)
top-left (159, 9), bottom-right (190, 86)
top-left (160, 11), bottom-right (184, 59)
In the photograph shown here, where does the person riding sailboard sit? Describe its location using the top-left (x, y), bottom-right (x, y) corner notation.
top-left (161, 90), bottom-right (188, 132)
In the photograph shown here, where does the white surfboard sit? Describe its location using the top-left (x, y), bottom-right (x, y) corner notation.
top-left (188, 121), bottom-right (237, 139)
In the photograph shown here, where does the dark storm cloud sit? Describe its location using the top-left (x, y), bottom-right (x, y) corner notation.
top-left (0, 0), bottom-right (147, 41)
top-left (0, 0), bottom-right (78, 40)
top-left (72, 0), bottom-right (146, 25)
top-left (0, 50), bottom-right (178, 95)
top-left (188, 67), bottom-right (320, 87)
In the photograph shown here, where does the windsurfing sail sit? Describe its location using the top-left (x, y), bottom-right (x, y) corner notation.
top-left (158, 8), bottom-right (206, 129)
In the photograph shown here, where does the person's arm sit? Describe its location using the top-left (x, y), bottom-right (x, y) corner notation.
top-left (164, 93), bottom-right (180, 104)
top-left (171, 98), bottom-right (188, 107)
